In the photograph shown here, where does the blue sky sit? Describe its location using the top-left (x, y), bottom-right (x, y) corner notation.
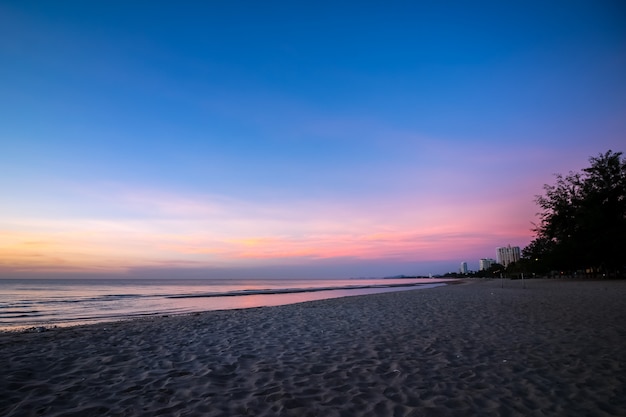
top-left (1, 1), bottom-right (625, 278)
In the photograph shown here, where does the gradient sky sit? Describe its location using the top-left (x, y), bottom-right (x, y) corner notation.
top-left (1, 1), bottom-right (625, 278)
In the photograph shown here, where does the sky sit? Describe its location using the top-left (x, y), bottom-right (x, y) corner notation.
top-left (1, 1), bottom-right (625, 279)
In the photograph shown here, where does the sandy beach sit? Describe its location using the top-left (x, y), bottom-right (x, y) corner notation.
top-left (1, 278), bottom-right (625, 417)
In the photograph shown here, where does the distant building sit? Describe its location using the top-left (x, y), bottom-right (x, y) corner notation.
top-left (460, 261), bottom-right (468, 274)
top-left (496, 245), bottom-right (521, 267)
top-left (479, 258), bottom-right (496, 271)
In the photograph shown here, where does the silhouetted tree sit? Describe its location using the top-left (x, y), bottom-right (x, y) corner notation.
top-left (526, 150), bottom-right (626, 277)
top-left (521, 237), bottom-right (556, 274)
top-left (506, 259), bottom-right (533, 277)
top-left (484, 263), bottom-right (505, 277)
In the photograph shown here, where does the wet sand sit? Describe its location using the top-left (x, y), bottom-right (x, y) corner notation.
top-left (1, 278), bottom-right (625, 416)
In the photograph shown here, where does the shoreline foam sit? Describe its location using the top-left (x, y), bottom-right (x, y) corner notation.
top-left (0, 278), bottom-right (451, 331)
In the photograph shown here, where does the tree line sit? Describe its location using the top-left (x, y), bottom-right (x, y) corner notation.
top-left (443, 150), bottom-right (625, 279)
top-left (522, 150), bottom-right (626, 278)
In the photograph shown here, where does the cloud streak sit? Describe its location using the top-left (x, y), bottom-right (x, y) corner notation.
top-left (2, 2), bottom-right (622, 278)
top-left (1, 179), bottom-right (534, 276)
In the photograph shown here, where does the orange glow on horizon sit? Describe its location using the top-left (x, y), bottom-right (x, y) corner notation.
top-left (0, 184), bottom-right (535, 276)
top-left (1, 220), bottom-right (533, 275)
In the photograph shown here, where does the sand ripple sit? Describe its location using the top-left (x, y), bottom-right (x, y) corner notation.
top-left (1, 279), bottom-right (625, 416)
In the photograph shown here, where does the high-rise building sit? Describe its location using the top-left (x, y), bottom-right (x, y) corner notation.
top-left (496, 245), bottom-right (521, 267)
top-left (479, 258), bottom-right (496, 271)
top-left (460, 261), bottom-right (468, 274)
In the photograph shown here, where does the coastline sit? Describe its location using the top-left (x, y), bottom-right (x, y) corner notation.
top-left (2, 279), bottom-right (625, 416)
top-left (0, 278), bottom-right (450, 332)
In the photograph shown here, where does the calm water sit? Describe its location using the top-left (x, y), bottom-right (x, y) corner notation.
top-left (0, 278), bottom-right (449, 331)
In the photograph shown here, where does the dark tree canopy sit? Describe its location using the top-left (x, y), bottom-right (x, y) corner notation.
top-left (523, 150), bottom-right (626, 276)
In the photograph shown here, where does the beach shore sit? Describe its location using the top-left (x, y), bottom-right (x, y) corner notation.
top-left (1, 279), bottom-right (625, 417)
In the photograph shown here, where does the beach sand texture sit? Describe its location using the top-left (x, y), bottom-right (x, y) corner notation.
top-left (1, 279), bottom-right (625, 417)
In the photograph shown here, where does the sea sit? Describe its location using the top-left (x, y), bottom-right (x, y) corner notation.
top-left (0, 278), bottom-right (449, 331)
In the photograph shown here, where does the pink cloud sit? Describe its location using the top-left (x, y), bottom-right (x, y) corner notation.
top-left (1, 167), bottom-right (542, 276)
